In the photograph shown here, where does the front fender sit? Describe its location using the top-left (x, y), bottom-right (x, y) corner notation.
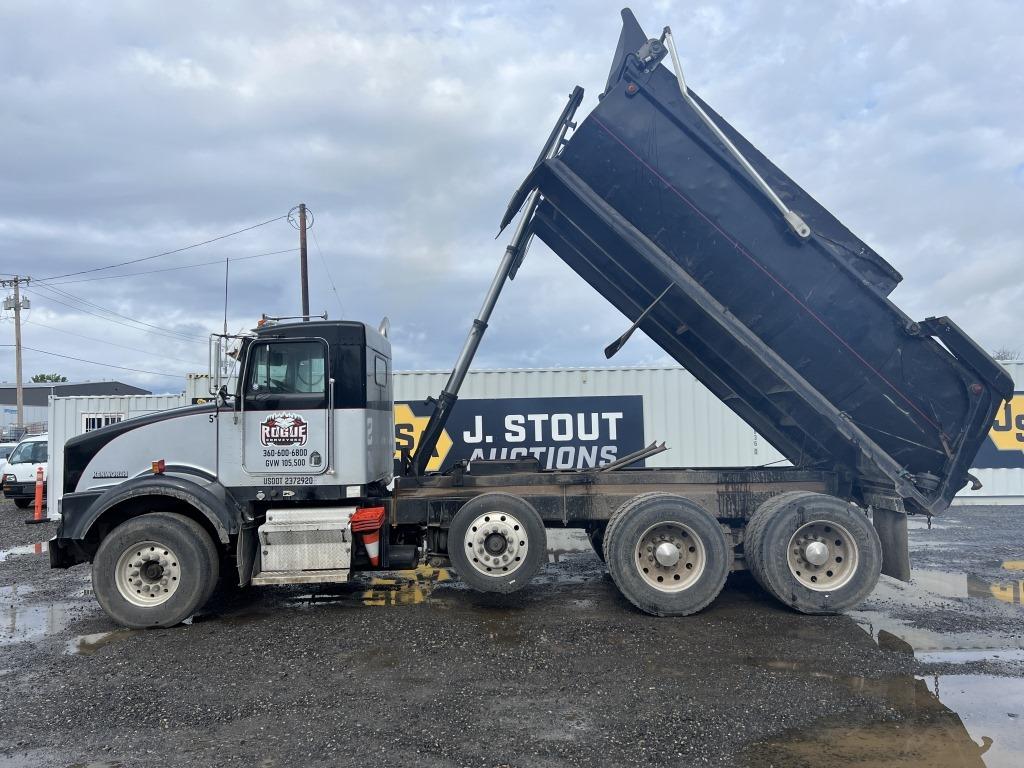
top-left (59, 473), bottom-right (242, 546)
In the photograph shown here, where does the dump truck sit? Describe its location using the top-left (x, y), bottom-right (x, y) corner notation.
top-left (49, 9), bottom-right (1012, 628)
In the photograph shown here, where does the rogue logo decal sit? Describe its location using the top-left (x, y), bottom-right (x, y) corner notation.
top-left (260, 413), bottom-right (308, 447)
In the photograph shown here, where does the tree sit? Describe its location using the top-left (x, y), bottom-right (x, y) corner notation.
top-left (30, 373), bottom-right (68, 383)
top-left (992, 347), bottom-right (1021, 362)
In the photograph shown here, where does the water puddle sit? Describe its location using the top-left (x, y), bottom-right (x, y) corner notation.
top-left (1, 600), bottom-right (75, 645)
top-left (0, 541), bottom-right (46, 563)
top-left (292, 565), bottom-right (452, 608)
top-left (66, 628), bottom-right (138, 656)
top-left (744, 657), bottom-right (1023, 768)
top-left (907, 568), bottom-right (1024, 607)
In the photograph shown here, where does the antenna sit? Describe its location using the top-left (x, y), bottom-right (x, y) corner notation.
top-left (223, 257), bottom-right (229, 337)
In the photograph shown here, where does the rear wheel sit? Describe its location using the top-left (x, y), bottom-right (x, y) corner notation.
top-left (448, 493), bottom-right (546, 594)
top-left (92, 512), bottom-right (219, 628)
top-left (745, 491), bottom-right (881, 614)
top-left (604, 493), bottom-right (730, 617)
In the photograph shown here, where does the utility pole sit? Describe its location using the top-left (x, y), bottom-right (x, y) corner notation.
top-left (2, 276), bottom-right (30, 432)
top-left (298, 203), bottom-right (310, 321)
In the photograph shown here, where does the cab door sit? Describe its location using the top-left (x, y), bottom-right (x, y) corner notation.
top-left (241, 338), bottom-right (331, 476)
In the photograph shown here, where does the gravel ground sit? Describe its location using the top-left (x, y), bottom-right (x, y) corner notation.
top-left (0, 501), bottom-right (1021, 767)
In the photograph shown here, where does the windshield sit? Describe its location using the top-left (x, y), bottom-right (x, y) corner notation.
top-left (9, 441), bottom-right (47, 464)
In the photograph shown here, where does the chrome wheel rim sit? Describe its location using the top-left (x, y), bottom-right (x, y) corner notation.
top-left (115, 540), bottom-right (182, 607)
top-left (463, 512), bottom-right (528, 577)
top-left (635, 522), bottom-right (706, 592)
top-left (788, 520), bottom-right (859, 591)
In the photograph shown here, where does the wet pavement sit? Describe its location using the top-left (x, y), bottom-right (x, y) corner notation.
top-left (0, 502), bottom-right (1021, 767)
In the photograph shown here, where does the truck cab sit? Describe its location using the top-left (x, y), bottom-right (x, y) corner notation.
top-left (50, 319), bottom-right (399, 627)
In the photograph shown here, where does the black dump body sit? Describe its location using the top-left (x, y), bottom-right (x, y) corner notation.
top-left (506, 9), bottom-right (1012, 516)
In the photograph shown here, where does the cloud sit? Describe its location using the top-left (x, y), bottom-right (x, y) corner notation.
top-left (0, 0), bottom-right (1021, 392)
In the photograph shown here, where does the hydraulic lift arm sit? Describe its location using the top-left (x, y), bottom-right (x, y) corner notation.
top-left (408, 86), bottom-right (585, 476)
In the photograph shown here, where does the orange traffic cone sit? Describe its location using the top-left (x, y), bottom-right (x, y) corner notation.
top-left (25, 466), bottom-right (47, 526)
top-left (360, 528), bottom-right (382, 566)
top-left (351, 506), bottom-right (386, 567)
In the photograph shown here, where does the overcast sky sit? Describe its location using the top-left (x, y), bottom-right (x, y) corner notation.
top-left (1, 0), bottom-right (1021, 393)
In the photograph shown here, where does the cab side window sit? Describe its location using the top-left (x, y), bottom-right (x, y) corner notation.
top-left (245, 340), bottom-right (328, 409)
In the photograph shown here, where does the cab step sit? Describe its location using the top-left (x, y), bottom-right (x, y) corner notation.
top-left (251, 569), bottom-right (350, 586)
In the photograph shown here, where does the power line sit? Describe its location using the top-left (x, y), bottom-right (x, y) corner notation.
top-left (311, 230), bottom-right (344, 316)
top-left (0, 345), bottom-right (183, 379)
top-left (24, 287), bottom-right (206, 345)
top-left (43, 247), bottom-right (298, 286)
top-left (24, 319), bottom-right (205, 367)
top-left (30, 283), bottom-right (207, 343)
top-left (35, 213), bottom-right (289, 282)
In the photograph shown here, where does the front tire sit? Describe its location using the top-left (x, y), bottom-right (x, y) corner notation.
top-left (448, 493), bottom-right (546, 594)
top-left (13, 498), bottom-right (32, 509)
top-left (604, 493), bottom-right (730, 617)
top-left (92, 512), bottom-right (219, 629)
top-left (745, 491), bottom-right (881, 614)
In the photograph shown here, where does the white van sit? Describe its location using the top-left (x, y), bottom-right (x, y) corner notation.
top-left (2, 433), bottom-right (47, 509)
top-left (0, 441), bottom-right (18, 477)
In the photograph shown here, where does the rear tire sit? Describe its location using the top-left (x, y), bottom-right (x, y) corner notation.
top-left (13, 498), bottom-right (32, 509)
top-left (745, 491), bottom-right (881, 614)
top-left (604, 493), bottom-right (730, 617)
top-left (92, 512), bottom-right (219, 629)
top-left (448, 493), bottom-right (546, 594)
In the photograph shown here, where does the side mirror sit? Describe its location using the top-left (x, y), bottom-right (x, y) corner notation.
top-left (209, 336), bottom-right (224, 396)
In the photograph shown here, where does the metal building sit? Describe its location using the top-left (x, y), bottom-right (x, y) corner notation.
top-left (1, 380), bottom-right (151, 436)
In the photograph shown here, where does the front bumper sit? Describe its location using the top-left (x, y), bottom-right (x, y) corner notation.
top-left (3, 481), bottom-right (44, 500)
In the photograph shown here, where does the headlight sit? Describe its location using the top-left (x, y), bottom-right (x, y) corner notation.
top-left (2, 474), bottom-right (13, 483)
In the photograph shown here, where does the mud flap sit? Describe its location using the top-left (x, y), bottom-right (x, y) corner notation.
top-left (236, 524), bottom-right (258, 587)
top-left (872, 507), bottom-right (910, 581)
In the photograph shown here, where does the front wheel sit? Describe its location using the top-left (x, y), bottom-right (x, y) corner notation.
top-left (92, 512), bottom-right (219, 628)
top-left (13, 498), bottom-right (32, 509)
top-left (447, 493), bottom-right (547, 594)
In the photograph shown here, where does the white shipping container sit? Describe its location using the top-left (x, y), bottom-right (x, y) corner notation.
top-left (956, 361), bottom-right (1023, 505)
top-left (47, 394), bottom-right (188, 518)
top-left (394, 366), bottom-right (785, 469)
top-left (44, 362), bottom-right (1023, 519)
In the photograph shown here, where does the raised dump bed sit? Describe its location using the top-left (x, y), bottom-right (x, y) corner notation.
top-left (507, 9), bottom-right (1012, 517)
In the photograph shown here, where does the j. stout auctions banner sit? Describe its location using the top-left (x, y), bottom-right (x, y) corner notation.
top-left (973, 392), bottom-right (1024, 469)
top-left (394, 395), bottom-right (645, 473)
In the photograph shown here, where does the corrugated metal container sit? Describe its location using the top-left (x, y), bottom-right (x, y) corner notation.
top-left (957, 361), bottom-right (1024, 504)
top-left (394, 366), bottom-right (785, 469)
top-left (186, 373), bottom-right (214, 403)
top-left (42, 362), bottom-right (1021, 519)
top-left (47, 394), bottom-right (188, 518)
